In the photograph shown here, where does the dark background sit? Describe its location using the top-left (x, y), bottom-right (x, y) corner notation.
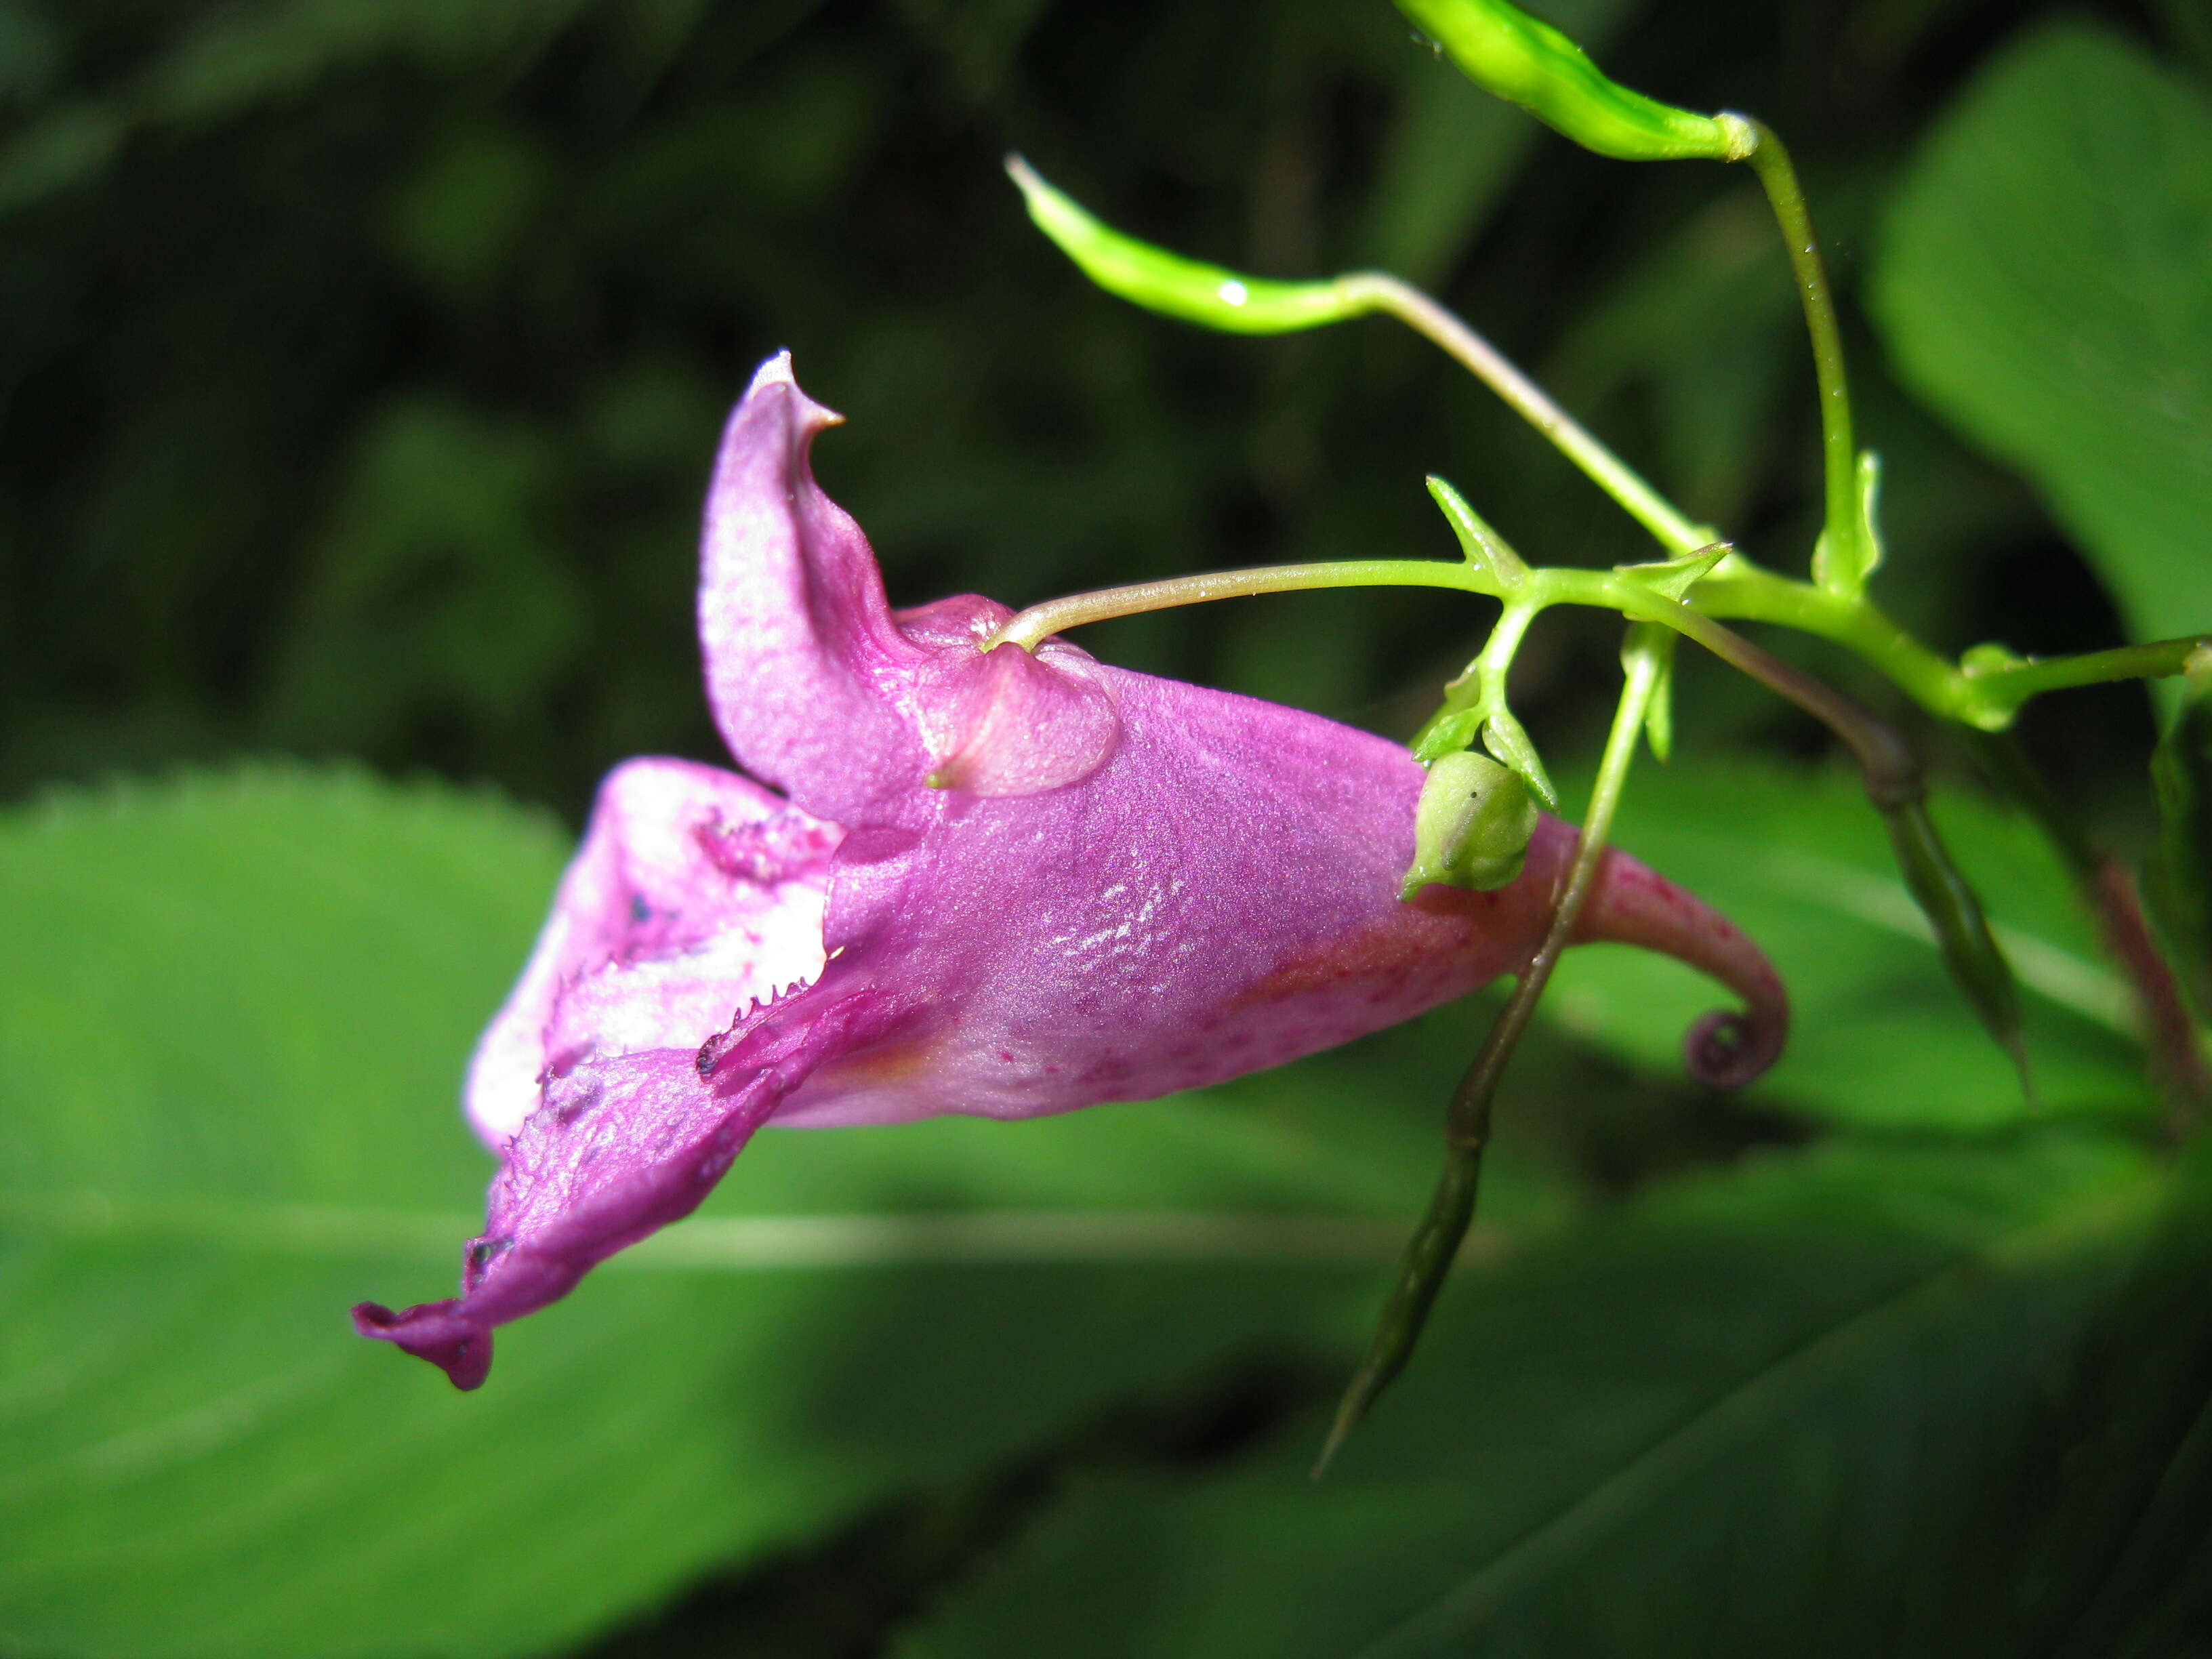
top-left (1, 0), bottom-right (2191, 830)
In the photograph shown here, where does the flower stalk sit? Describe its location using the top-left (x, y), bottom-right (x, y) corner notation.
top-left (1738, 122), bottom-right (1877, 597)
top-left (990, 554), bottom-right (2208, 737)
top-left (1313, 624), bottom-right (1671, 1475)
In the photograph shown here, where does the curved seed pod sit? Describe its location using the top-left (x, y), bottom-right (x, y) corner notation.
top-left (1315, 1141), bottom-right (1481, 1477)
top-left (1007, 155), bottom-right (1357, 335)
top-left (1394, 0), bottom-right (1756, 163)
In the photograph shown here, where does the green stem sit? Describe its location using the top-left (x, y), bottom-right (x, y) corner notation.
top-left (1314, 628), bottom-right (1668, 1476)
top-left (1742, 121), bottom-right (1866, 584)
top-left (989, 559), bottom-right (1462, 652)
top-left (1689, 566), bottom-right (1969, 718)
top-left (986, 557), bottom-right (2209, 733)
top-left (1333, 272), bottom-right (1715, 556)
top-left (1447, 628), bottom-right (1668, 1140)
top-left (1965, 639), bottom-right (2212, 711)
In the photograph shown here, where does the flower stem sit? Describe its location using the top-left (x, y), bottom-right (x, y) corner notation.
top-left (1961, 638), bottom-right (2212, 714)
top-left (987, 560), bottom-right (1456, 653)
top-left (1314, 625), bottom-right (1670, 1477)
top-left (989, 556), bottom-right (2209, 738)
top-left (999, 554), bottom-right (2041, 1086)
top-left (1332, 272), bottom-right (1715, 556)
top-left (1445, 627), bottom-right (1670, 1142)
top-left (1742, 121), bottom-right (1868, 588)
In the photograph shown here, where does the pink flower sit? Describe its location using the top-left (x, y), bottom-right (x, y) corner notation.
top-left (353, 354), bottom-right (1786, 1388)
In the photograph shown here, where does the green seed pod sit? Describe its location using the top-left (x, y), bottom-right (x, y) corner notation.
top-left (1394, 0), bottom-right (1756, 163)
top-left (1402, 750), bottom-right (1540, 899)
top-left (1881, 796), bottom-right (2034, 1099)
top-left (1008, 156), bottom-right (1358, 335)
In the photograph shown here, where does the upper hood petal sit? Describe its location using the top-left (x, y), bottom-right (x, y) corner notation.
top-left (696, 353), bottom-right (930, 823)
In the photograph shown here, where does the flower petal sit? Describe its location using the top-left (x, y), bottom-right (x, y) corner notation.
top-left (696, 354), bottom-right (930, 822)
top-left (902, 596), bottom-right (1121, 797)
top-left (768, 670), bottom-right (1516, 1124)
top-left (356, 1050), bottom-right (785, 1389)
top-left (769, 665), bottom-right (1787, 1127)
top-left (465, 756), bottom-right (840, 1148)
top-left (361, 972), bottom-right (893, 1388)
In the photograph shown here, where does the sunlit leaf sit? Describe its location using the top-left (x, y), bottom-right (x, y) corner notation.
top-left (1873, 22), bottom-right (2212, 641)
top-left (0, 766), bottom-right (1558, 1659)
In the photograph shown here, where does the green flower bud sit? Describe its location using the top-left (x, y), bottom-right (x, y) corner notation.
top-left (1402, 750), bottom-right (1540, 899)
top-left (1008, 156), bottom-right (1359, 335)
top-left (1394, 0), bottom-right (1756, 163)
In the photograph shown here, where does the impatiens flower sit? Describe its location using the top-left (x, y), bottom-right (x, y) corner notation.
top-left (354, 353), bottom-right (1787, 1389)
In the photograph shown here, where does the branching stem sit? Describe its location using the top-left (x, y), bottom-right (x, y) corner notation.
top-left (988, 556), bottom-right (2209, 736)
top-left (1313, 628), bottom-right (1670, 1476)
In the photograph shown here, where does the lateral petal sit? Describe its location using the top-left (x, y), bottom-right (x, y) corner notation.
top-left (465, 756), bottom-right (840, 1148)
top-left (356, 1050), bottom-right (786, 1388)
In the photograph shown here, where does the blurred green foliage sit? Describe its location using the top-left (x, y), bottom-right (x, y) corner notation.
top-left (3, 0), bottom-right (2210, 1655)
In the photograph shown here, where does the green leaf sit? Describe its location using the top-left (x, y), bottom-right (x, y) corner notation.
top-left (893, 1133), bottom-right (2160, 1659)
top-left (1873, 23), bottom-right (2212, 642)
top-left (1542, 758), bottom-right (2155, 1128)
top-left (0, 766), bottom-right (1555, 1659)
top-left (2002, 1134), bottom-right (2212, 1654)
